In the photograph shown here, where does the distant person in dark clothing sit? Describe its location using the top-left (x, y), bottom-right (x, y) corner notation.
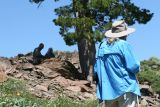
top-left (45, 48), bottom-right (55, 59)
top-left (33, 43), bottom-right (44, 65)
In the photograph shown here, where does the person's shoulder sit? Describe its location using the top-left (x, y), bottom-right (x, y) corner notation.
top-left (116, 40), bottom-right (132, 51)
top-left (117, 39), bottom-right (129, 46)
top-left (33, 48), bottom-right (38, 52)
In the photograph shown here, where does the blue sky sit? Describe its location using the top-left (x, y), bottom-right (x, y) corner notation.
top-left (0, 0), bottom-right (159, 61)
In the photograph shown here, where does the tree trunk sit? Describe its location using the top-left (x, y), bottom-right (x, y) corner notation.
top-left (78, 39), bottom-right (96, 81)
top-left (88, 41), bottom-right (96, 82)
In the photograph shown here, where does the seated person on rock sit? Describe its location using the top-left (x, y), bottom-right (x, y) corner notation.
top-left (33, 43), bottom-right (44, 65)
top-left (45, 48), bottom-right (55, 59)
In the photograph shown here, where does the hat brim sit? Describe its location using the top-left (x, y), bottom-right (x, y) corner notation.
top-left (105, 28), bottom-right (135, 38)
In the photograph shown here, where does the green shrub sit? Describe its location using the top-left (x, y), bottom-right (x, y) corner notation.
top-left (138, 57), bottom-right (160, 94)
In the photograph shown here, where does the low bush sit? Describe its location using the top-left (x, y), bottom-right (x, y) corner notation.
top-left (138, 57), bottom-right (160, 94)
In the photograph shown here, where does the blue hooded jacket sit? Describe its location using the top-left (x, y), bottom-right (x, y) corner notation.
top-left (94, 39), bottom-right (141, 100)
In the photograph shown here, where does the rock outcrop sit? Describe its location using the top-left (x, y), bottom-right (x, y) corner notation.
top-left (0, 53), bottom-right (95, 101)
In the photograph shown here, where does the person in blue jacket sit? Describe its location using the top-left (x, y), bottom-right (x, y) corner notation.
top-left (94, 20), bottom-right (141, 107)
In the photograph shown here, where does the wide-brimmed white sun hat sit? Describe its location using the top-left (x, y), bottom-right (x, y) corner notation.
top-left (105, 20), bottom-right (135, 38)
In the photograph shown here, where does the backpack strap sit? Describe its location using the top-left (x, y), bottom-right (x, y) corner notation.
top-left (98, 41), bottom-right (104, 49)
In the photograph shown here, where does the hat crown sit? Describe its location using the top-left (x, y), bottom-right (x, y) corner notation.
top-left (112, 20), bottom-right (125, 27)
top-left (111, 20), bottom-right (127, 33)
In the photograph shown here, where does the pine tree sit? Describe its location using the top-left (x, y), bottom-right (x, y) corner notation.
top-left (30, 0), bottom-right (153, 80)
